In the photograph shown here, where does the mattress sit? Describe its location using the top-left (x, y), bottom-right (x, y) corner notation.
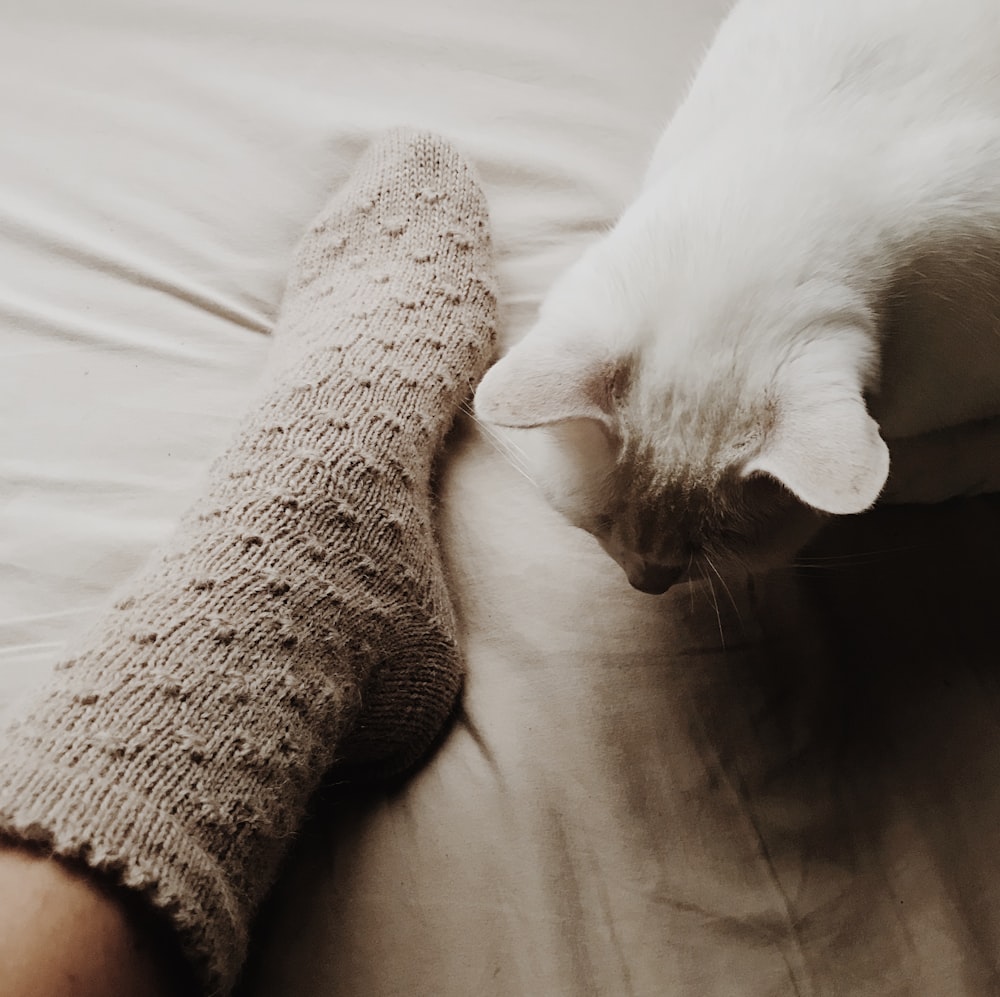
top-left (2, 0), bottom-right (999, 993)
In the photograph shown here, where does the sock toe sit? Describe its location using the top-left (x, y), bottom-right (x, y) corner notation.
top-left (273, 128), bottom-right (499, 463)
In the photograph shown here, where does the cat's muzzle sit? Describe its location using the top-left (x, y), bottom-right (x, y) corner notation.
top-left (623, 558), bottom-right (684, 595)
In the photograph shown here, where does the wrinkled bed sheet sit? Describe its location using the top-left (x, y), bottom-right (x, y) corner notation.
top-left (2, 0), bottom-right (999, 993)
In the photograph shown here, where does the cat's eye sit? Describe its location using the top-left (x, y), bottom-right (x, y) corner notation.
top-left (717, 526), bottom-right (754, 551)
top-left (593, 514), bottom-right (614, 536)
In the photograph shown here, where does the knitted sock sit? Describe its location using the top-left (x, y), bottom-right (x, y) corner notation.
top-left (0, 130), bottom-right (497, 994)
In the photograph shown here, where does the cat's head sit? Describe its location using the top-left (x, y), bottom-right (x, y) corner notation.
top-left (474, 209), bottom-right (890, 594)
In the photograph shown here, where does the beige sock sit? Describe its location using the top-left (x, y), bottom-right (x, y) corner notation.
top-left (0, 129), bottom-right (497, 994)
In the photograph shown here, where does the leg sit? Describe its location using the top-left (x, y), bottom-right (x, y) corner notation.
top-left (0, 130), bottom-right (497, 994)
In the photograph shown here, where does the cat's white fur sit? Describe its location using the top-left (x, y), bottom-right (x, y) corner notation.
top-left (475, 0), bottom-right (1000, 592)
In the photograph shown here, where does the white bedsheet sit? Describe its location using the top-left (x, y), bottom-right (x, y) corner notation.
top-left (0, 0), bottom-right (724, 701)
top-left (4, 1), bottom-right (1000, 994)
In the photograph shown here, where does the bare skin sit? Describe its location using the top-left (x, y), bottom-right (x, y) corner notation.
top-left (0, 846), bottom-right (194, 997)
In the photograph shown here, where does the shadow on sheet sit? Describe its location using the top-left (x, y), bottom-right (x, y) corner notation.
top-left (242, 493), bottom-right (1000, 997)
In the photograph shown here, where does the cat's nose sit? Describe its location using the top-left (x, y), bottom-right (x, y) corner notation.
top-left (624, 558), bottom-right (683, 595)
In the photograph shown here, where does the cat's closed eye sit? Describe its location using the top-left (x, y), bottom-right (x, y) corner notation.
top-left (592, 514), bottom-right (614, 537)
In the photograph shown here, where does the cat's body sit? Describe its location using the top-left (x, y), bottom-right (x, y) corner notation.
top-left (475, 0), bottom-right (1000, 593)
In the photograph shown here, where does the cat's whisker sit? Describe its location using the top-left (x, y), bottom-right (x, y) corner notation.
top-left (686, 551), bottom-right (696, 615)
top-left (794, 546), bottom-right (915, 564)
top-left (792, 560), bottom-right (890, 573)
top-left (462, 402), bottom-right (539, 487)
top-left (697, 557), bottom-right (727, 651)
top-left (796, 548), bottom-right (894, 560)
top-left (792, 549), bottom-right (913, 570)
top-left (703, 551), bottom-right (744, 631)
top-left (465, 410), bottom-right (534, 479)
top-left (491, 426), bottom-right (536, 476)
top-left (732, 552), bottom-right (755, 580)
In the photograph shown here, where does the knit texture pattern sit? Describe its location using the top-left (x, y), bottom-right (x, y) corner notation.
top-left (0, 130), bottom-right (497, 994)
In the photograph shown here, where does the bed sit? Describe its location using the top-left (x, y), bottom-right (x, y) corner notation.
top-left (3, 0), bottom-right (1000, 993)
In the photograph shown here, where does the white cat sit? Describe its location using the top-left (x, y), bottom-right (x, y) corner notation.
top-left (475, 0), bottom-right (1000, 594)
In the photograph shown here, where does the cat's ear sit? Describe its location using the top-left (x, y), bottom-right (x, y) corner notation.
top-left (474, 340), bottom-right (616, 428)
top-left (742, 391), bottom-right (889, 515)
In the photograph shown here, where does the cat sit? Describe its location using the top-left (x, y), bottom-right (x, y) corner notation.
top-left (474, 0), bottom-right (1000, 594)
